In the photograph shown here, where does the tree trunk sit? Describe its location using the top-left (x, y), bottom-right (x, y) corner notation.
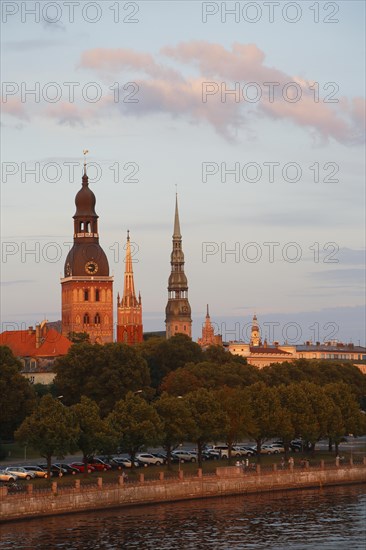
top-left (284, 443), bottom-right (289, 461)
top-left (197, 441), bottom-right (203, 468)
top-left (256, 440), bottom-right (261, 463)
top-left (83, 454), bottom-right (88, 477)
top-left (335, 441), bottom-right (339, 455)
top-left (47, 455), bottom-right (52, 480)
top-left (328, 437), bottom-right (333, 452)
top-left (166, 444), bottom-right (172, 470)
top-left (228, 441), bottom-right (232, 465)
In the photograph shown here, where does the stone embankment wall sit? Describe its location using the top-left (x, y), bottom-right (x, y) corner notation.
top-left (1, 462), bottom-right (365, 523)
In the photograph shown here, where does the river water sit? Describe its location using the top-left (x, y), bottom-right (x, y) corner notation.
top-left (1, 485), bottom-right (365, 549)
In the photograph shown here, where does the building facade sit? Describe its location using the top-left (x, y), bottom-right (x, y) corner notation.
top-left (0, 321), bottom-right (71, 383)
top-left (61, 162), bottom-right (113, 343)
top-left (116, 231), bottom-right (143, 344)
top-left (165, 195), bottom-right (192, 339)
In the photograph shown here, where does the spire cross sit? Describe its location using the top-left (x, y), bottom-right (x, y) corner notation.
top-left (127, 229), bottom-right (130, 241)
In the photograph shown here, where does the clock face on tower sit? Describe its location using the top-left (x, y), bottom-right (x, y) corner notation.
top-left (85, 261), bottom-right (98, 275)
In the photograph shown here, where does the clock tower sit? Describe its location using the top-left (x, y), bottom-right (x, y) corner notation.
top-left (165, 194), bottom-right (192, 339)
top-left (61, 157), bottom-right (113, 343)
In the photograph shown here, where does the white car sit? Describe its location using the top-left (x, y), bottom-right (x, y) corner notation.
top-left (136, 453), bottom-right (164, 466)
top-left (0, 470), bottom-right (19, 482)
top-left (4, 467), bottom-right (36, 480)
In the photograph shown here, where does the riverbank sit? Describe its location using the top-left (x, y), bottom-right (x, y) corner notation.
top-left (1, 462), bottom-right (365, 523)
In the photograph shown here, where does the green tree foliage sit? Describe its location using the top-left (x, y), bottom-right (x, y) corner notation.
top-left (138, 334), bottom-right (203, 388)
top-left (161, 361), bottom-right (261, 395)
top-left (261, 359), bottom-right (366, 401)
top-left (15, 395), bottom-right (79, 478)
top-left (67, 332), bottom-right (90, 344)
top-left (54, 343), bottom-right (151, 416)
top-left (324, 382), bottom-right (366, 454)
top-left (185, 389), bottom-right (228, 466)
top-left (0, 346), bottom-right (36, 439)
top-left (217, 387), bottom-right (254, 462)
top-left (71, 396), bottom-right (111, 475)
top-left (154, 393), bottom-right (196, 466)
top-left (245, 383), bottom-right (284, 459)
top-left (203, 345), bottom-right (247, 365)
top-left (107, 392), bottom-right (162, 463)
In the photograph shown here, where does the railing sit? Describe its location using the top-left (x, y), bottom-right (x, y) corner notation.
top-left (1, 458), bottom-right (365, 500)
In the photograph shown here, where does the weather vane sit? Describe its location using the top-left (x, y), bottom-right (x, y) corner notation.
top-left (83, 149), bottom-right (89, 171)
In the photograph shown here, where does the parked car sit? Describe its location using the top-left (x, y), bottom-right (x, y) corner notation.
top-left (53, 463), bottom-right (79, 475)
top-left (4, 467), bottom-right (35, 480)
top-left (267, 444), bottom-right (285, 454)
top-left (69, 462), bottom-right (96, 474)
top-left (205, 450), bottom-right (221, 460)
top-left (235, 446), bottom-right (256, 457)
top-left (0, 470), bottom-right (18, 482)
top-left (206, 445), bottom-right (242, 458)
top-left (22, 466), bottom-right (49, 478)
top-left (111, 458), bottom-right (140, 469)
top-left (86, 458), bottom-right (112, 471)
top-left (38, 464), bottom-right (68, 477)
top-left (259, 445), bottom-right (277, 455)
top-left (171, 450), bottom-right (197, 463)
top-left (151, 453), bottom-right (167, 464)
top-left (136, 453), bottom-right (165, 466)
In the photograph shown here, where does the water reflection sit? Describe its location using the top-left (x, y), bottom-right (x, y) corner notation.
top-left (1, 485), bottom-right (365, 549)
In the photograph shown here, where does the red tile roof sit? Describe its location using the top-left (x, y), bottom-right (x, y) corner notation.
top-left (0, 328), bottom-right (71, 357)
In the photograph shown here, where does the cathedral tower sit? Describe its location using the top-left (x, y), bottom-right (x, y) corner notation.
top-left (250, 314), bottom-right (261, 347)
top-left (165, 195), bottom-right (192, 339)
top-left (117, 231), bottom-right (143, 344)
top-left (61, 154), bottom-right (113, 343)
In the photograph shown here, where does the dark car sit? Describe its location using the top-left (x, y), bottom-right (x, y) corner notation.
top-left (38, 464), bottom-right (68, 477)
top-left (151, 453), bottom-right (167, 464)
top-left (53, 463), bottom-right (79, 475)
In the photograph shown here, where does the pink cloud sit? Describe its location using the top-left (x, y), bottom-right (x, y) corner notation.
top-left (77, 42), bottom-right (364, 144)
top-left (1, 98), bottom-right (29, 120)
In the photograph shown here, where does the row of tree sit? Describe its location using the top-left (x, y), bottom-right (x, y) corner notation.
top-left (1, 337), bottom-right (366, 442)
top-left (15, 379), bottom-right (366, 477)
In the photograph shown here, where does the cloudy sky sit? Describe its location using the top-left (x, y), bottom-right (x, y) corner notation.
top-left (1, 1), bottom-right (365, 345)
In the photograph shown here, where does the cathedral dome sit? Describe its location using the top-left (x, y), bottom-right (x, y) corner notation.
top-left (64, 243), bottom-right (109, 277)
top-left (74, 174), bottom-right (97, 217)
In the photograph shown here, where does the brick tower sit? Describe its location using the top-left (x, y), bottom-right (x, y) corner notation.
top-left (165, 194), bottom-right (192, 339)
top-left (116, 231), bottom-right (143, 344)
top-left (197, 305), bottom-right (223, 348)
top-left (61, 155), bottom-right (113, 343)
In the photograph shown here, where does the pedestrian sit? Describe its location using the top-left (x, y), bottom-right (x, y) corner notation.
top-left (245, 458), bottom-right (249, 468)
top-left (288, 456), bottom-right (294, 468)
top-left (235, 460), bottom-right (240, 467)
top-left (280, 457), bottom-right (285, 469)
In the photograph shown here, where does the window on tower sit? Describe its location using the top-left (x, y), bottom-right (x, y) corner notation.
top-left (84, 290), bottom-right (89, 301)
top-left (83, 313), bottom-right (90, 325)
top-left (95, 289), bottom-right (100, 301)
top-left (95, 313), bottom-right (101, 325)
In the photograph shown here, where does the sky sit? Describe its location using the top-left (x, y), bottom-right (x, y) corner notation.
top-left (1, 1), bottom-right (365, 345)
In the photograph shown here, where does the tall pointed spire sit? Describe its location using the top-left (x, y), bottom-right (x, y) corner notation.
top-left (117, 231), bottom-right (143, 344)
top-left (173, 193), bottom-right (181, 238)
top-left (198, 304), bottom-right (223, 349)
top-left (165, 195), bottom-right (192, 339)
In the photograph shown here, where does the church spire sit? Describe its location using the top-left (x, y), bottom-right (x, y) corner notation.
top-left (117, 231), bottom-right (143, 344)
top-left (173, 193), bottom-right (181, 238)
top-left (165, 195), bottom-right (192, 339)
top-left (122, 230), bottom-right (137, 307)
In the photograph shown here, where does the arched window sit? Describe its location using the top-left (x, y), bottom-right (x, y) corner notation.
top-left (95, 313), bottom-right (101, 325)
top-left (84, 290), bottom-right (89, 301)
top-left (95, 289), bottom-right (100, 302)
top-left (83, 313), bottom-right (90, 325)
